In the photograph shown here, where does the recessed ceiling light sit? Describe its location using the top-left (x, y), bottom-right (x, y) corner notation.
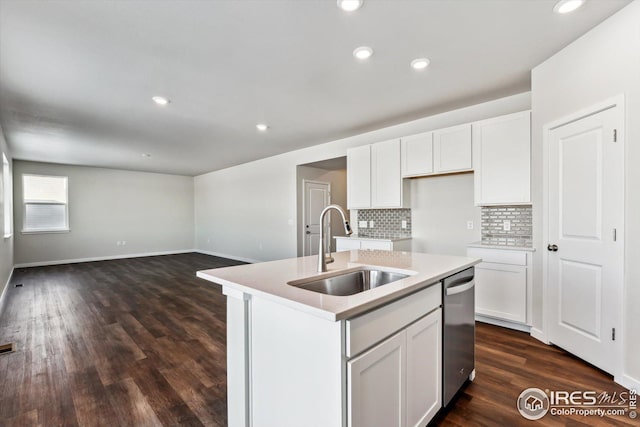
top-left (152, 96), bottom-right (170, 106)
top-left (353, 46), bottom-right (373, 60)
top-left (337, 0), bottom-right (363, 12)
top-left (256, 123), bottom-right (269, 132)
top-left (553, 0), bottom-right (585, 14)
top-left (142, 153), bottom-right (151, 158)
top-left (411, 58), bottom-right (430, 70)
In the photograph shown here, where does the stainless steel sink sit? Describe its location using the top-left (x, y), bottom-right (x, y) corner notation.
top-left (288, 267), bottom-right (410, 296)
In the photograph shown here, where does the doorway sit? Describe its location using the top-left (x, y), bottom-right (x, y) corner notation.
top-left (302, 180), bottom-right (330, 256)
top-left (544, 96), bottom-right (624, 376)
top-left (296, 157), bottom-right (348, 257)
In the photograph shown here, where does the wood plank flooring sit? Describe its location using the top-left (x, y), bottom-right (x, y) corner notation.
top-left (0, 253), bottom-right (634, 426)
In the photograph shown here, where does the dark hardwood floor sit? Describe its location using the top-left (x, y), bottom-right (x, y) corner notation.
top-left (0, 253), bottom-right (634, 426)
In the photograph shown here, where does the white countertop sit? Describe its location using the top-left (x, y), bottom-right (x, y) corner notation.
top-left (334, 235), bottom-right (412, 242)
top-left (467, 241), bottom-right (536, 252)
top-left (197, 250), bottom-right (479, 321)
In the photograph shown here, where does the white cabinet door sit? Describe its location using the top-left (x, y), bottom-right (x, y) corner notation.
top-left (406, 309), bottom-right (441, 427)
top-left (433, 124), bottom-right (472, 173)
top-left (371, 139), bottom-right (403, 208)
top-left (348, 331), bottom-right (406, 427)
top-left (336, 238), bottom-right (361, 252)
top-left (360, 240), bottom-right (393, 251)
top-left (473, 111), bottom-right (531, 205)
top-left (401, 131), bottom-right (433, 177)
top-left (475, 262), bottom-right (527, 323)
top-left (347, 145), bottom-right (371, 209)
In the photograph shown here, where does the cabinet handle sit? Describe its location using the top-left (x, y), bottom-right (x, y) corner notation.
top-left (547, 244), bottom-right (558, 252)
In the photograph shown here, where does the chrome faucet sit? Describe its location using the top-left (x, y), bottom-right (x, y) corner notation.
top-left (318, 204), bottom-right (353, 273)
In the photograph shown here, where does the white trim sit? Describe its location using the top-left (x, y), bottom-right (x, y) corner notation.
top-left (13, 250), bottom-right (196, 268)
top-left (195, 249), bottom-right (259, 264)
top-left (530, 327), bottom-right (549, 344)
top-left (475, 315), bottom-right (531, 333)
top-left (615, 374), bottom-right (640, 392)
top-left (0, 267), bottom-right (15, 318)
top-left (541, 94), bottom-right (625, 380)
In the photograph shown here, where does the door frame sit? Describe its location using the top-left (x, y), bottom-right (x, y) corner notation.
top-left (301, 179), bottom-right (331, 257)
top-left (541, 94), bottom-right (625, 381)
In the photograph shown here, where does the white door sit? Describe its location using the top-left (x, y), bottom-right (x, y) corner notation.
top-left (406, 310), bottom-right (441, 427)
top-left (348, 331), bottom-right (406, 427)
top-left (547, 104), bottom-right (624, 374)
top-left (303, 180), bottom-right (330, 256)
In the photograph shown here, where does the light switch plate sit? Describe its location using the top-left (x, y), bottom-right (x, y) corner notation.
top-left (358, 220), bottom-right (368, 228)
top-left (369, 221), bottom-right (375, 228)
top-left (503, 220), bottom-right (511, 231)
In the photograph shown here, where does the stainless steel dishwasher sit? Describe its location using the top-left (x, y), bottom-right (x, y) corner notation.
top-left (442, 267), bottom-right (476, 406)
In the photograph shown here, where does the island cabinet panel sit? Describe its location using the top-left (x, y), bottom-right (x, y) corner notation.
top-left (346, 284), bottom-right (441, 358)
top-left (473, 110), bottom-right (531, 205)
top-left (249, 297), bottom-right (344, 427)
top-left (348, 331), bottom-right (406, 427)
top-left (406, 309), bottom-right (442, 427)
top-left (433, 123), bottom-right (472, 173)
top-left (347, 145), bottom-right (372, 209)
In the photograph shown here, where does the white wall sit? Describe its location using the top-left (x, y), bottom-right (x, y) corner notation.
top-left (13, 161), bottom-right (194, 266)
top-left (410, 173), bottom-right (481, 256)
top-left (296, 166), bottom-right (348, 255)
top-left (195, 91), bottom-right (530, 262)
top-left (0, 127), bottom-right (13, 309)
top-left (531, 1), bottom-right (640, 388)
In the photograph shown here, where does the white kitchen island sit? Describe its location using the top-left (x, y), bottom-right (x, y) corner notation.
top-left (197, 250), bottom-right (480, 427)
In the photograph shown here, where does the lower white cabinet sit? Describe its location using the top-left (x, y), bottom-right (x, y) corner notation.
top-left (467, 247), bottom-right (533, 328)
top-left (348, 308), bottom-right (442, 427)
top-left (335, 237), bottom-right (412, 252)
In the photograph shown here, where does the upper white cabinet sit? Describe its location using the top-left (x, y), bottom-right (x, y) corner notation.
top-left (473, 111), bottom-right (531, 205)
top-left (372, 139), bottom-right (404, 207)
top-left (347, 145), bottom-right (371, 209)
top-left (348, 139), bottom-right (408, 209)
top-left (401, 131), bottom-right (433, 177)
top-left (433, 123), bottom-right (473, 173)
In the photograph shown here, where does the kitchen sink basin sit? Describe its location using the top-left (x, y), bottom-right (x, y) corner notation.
top-left (288, 267), bottom-right (410, 296)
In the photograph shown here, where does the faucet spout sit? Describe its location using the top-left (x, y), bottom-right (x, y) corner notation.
top-left (317, 204), bottom-right (353, 273)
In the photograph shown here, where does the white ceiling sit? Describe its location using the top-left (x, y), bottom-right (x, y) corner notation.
top-left (0, 0), bottom-right (631, 176)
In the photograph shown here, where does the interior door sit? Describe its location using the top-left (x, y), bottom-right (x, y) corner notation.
top-left (303, 180), bottom-right (330, 256)
top-left (547, 105), bottom-right (623, 374)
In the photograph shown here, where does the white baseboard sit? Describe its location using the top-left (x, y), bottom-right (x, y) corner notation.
top-left (0, 267), bottom-right (15, 318)
top-left (13, 250), bottom-right (197, 268)
top-left (476, 314), bottom-right (532, 333)
top-left (615, 374), bottom-right (640, 392)
top-left (530, 327), bottom-right (549, 344)
top-left (195, 249), bottom-right (258, 264)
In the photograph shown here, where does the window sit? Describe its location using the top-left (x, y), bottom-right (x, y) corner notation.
top-left (22, 174), bottom-right (69, 232)
top-left (2, 153), bottom-right (12, 237)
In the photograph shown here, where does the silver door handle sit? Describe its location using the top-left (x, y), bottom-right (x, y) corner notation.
top-left (446, 280), bottom-right (475, 296)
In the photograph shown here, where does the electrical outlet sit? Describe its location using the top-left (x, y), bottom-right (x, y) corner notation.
top-left (369, 221), bottom-right (375, 228)
top-left (359, 220), bottom-right (368, 228)
top-left (401, 220), bottom-right (407, 229)
top-left (467, 221), bottom-right (474, 230)
top-left (122, 241), bottom-right (126, 245)
top-left (503, 220), bottom-right (511, 231)
top-left (288, 219), bottom-right (294, 226)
